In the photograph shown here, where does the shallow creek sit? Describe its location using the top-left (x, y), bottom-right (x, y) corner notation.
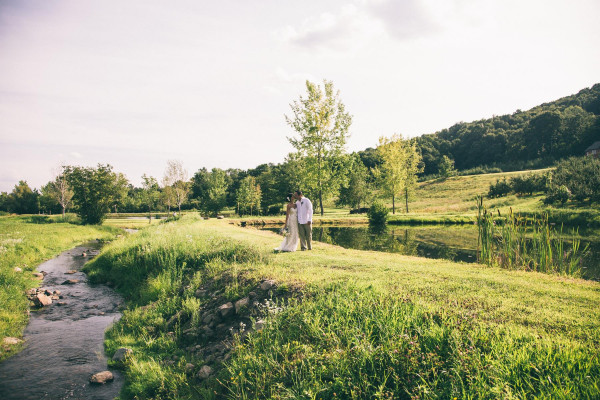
top-left (0, 241), bottom-right (123, 400)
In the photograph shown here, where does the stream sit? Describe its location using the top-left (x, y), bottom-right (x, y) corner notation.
top-left (0, 241), bottom-right (124, 400)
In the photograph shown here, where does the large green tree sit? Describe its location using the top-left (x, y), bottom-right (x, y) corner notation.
top-left (286, 80), bottom-right (352, 215)
top-left (141, 174), bottom-right (160, 222)
top-left (65, 164), bottom-right (128, 224)
top-left (6, 181), bottom-right (39, 214)
top-left (236, 176), bottom-right (261, 216)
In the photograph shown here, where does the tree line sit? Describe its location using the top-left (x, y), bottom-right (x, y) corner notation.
top-left (1, 81), bottom-right (599, 223)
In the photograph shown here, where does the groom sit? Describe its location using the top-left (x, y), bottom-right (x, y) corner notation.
top-left (295, 190), bottom-right (313, 251)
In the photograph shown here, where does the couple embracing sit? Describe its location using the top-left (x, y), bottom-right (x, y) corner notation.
top-left (275, 190), bottom-right (313, 252)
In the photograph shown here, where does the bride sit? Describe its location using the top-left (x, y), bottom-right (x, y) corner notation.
top-left (275, 193), bottom-right (299, 252)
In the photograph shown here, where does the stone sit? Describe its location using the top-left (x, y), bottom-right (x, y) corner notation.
top-left (112, 347), bottom-right (133, 363)
top-left (53, 290), bottom-right (61, 296)
top-left (13, 267), bottom-right (22, 273)
top-left (34, 293), bottom-right (52, 307)
top-left (43, 289), bottom-right (53, 296)
top-left (197, 365), bottom-right (212, 380)
top-left (248, 291), bottom-right (257, 298)
top-left (185, 363), bottom-right (195, 371)
top-left (195, 289), bottom-right (208, 298)
top-left (2, 337), bottom-right (21, 345)
top-left (254, 319), bottom-right (265, 331)
top-left (82, 252), bottom-right (87, 257)
top-left (218, 302), bottom-right (234, 318)
top-left (65, 270), bottom-right (77, 274)
top-left (57, 302), bottom-right (67, 306)
top-left (51, 295), bottom-right (59, 300)
top-left (90, 370), bottom-right (114, 384)
top-left (260, 280), bottom-right (276, 291)
top-left (234, 297), bottom-right (249, 314)
top-left (26, 288), bottom-right (37, 296)
top-left (62, 279), bottom-right (80, 285)
top-left (202, 313), bottom-right (214, 324)
top-left (32, 272), bottom-right (44, 280)
top-left (216, 215), bottom-right (224, 220)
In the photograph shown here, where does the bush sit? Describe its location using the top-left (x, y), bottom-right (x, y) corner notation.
top-left (265, 205), bottom-right (283, 216)
top-left (368, 201), bottom-right (389, 226)
top-left (544, 185), bottom-right (571, 205)
top-left (488, 178), bottom-right (512, 198)
top-left (548, 156), bottom-right (600, 203)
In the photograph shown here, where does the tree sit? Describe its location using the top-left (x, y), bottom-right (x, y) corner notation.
top-left (375, 135), bottom-right (423, 214)
top-left (160, 179), bottom-right (176, 213)
top-left (141, 174), bottom-right (160, 222)
top-left (402, 139), bottom-right (424, 213)
top-left (286, 80), bottom-right (352, 216)
top-left (438, 155), bottom-right (456, 179)
top-left (337, 154), bottom-right (371, 209)
top-left (236, 176), bottom-right (262, 216)
top-left (164, 160), bottom-right (190, 212)
top-left (7, 181), bottom-right (39, 214)
top-left (43, 168), bottom-right (74, 217)
top-left (203, 168), bottom-right (229, 215)
top-left (64, 164), bottom-right (128, 224)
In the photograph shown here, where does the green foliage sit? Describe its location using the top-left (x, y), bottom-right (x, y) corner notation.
top-left (286, 80), bottom-right (352, 215)
top-left (488, 172), bottom-right (549, 198)
top-left (191, 168), bottom-right (229, 216)
top-left (476, 200), bottom-right (587, 276)
top-left (3, 181), bottom-right (39, 214)
top-left (368, 200), bottom-right (389, 227)
top-left (64, 164), bottom-right (129, 224)
top-left (438, 155), bottom-right (456, 178)
top-left (487, 178), bottom-right (512, 198)
top-left (236, 176), bottom-right (261, 216)
top-left (415, 83), bottom-right (600, 175)
top-left (337, 154), bottom-right (372, 209)
top-left (547, 156), bottom-right (600, 203)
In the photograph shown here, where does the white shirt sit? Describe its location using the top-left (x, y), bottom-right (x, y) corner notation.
top-left (296, 197), bottom-right (313, 224)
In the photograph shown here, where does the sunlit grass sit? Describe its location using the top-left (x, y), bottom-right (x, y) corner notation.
top-left (86, 216), bottom-right (600, 399)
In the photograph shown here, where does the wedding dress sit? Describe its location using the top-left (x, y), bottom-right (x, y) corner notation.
top-left (275, 207), bottom-right (299, 252)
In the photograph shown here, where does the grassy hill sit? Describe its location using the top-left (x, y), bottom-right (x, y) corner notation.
top-left (85, 216), bottom-right (600, 399)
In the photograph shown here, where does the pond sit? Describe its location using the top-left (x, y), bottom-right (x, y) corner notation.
top-left (264, 225), bottom-right (600, 280)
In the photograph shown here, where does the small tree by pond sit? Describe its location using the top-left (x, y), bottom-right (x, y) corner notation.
top-left (65, 164), bottom-right (128, 224)
top-left (368, 200), bottom-right (389, 228)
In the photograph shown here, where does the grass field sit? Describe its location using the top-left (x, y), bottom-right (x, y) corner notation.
top-left (0, 216), bottom-right (119, 361)
top-left (84, 215), bottom-right (600, 399)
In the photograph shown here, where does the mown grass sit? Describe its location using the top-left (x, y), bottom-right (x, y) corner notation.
top-left (0, 216), bottom-right (119, 361)
top-left (85, 215), bottom-right (600, 399)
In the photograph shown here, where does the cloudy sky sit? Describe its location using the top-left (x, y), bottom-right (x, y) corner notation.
top-left (1, 0), bottom-right (599, 192)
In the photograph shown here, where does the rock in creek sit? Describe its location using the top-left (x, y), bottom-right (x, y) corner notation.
top-left (32, 272), bottom-right (44, 280)
top-left (2, 337), bottom-right (22, 345)
top-left (112, 347), bottom-right (133, 363)
top-left (64, 270), bottom-right (77, 275)
top-left (62, 279), bottom-right (80, 285)
top-left (89, 370), bottom-right (114, 384)
top-left (34, 293), bottom-right (52, 307)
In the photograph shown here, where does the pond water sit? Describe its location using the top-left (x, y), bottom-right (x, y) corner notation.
top-left (264, 225), bottom-right (600, 280)
top-left (0, 242), bottom-right (124, 399)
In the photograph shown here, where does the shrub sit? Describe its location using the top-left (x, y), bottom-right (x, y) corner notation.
top-left (488, 178), bottom-right (511, 198)
top-left (368, 201), bottom-right (388, 226)
top-left (548, 156), bottom-right (600, 203)
top-left (544, 185), bottom-right (571, 205)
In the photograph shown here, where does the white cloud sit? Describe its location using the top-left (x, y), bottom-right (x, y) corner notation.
top-left (275, 4), bottom-right (384, 52)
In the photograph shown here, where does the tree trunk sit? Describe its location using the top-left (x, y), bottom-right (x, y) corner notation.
top-left (405, 187), bottom-right (409, 213)
top-left (392, 194), bottom-right (395, 214)
top-left (319, 190), bottom-right (324, 217)
top-left (148, 205), bottom-right (152, 224)
top-left (62, 205), bottom-right (66, 218)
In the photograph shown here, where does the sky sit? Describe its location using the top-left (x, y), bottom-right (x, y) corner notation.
top-left (1, 0), bottom-right (599, 192)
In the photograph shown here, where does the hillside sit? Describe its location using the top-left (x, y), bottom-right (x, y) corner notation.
top-left (412, 83), bottom-right (600, 175)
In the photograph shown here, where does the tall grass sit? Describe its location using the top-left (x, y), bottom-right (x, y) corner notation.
top-left (476, 197), bottom-right (587, 276)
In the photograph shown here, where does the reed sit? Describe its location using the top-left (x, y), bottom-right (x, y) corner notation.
top-left (476, 199), bottom-right (587, 276)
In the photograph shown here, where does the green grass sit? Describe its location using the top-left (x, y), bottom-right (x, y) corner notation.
top-left (0, 216), bottom-right (119, 361)
top-left (85, 215), bottom-right (600, 399)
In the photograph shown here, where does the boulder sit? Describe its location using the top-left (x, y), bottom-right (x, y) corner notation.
top-left (89, 370), bottom-right (113, 384)
top-left (218, 302), bottom-right (234, 318)
top-left (234, 297), bottom-right (249, 314)
top-left (34, 293), bottom-right (52, 307)
top-left (260, 280), bottom-right (276, 291)
top-left (254, 319), bottom-right (265, 331)
top-left (112, 347), bottom-right (133, 363)
top-left (32, 272), bottom-right (44, 280)
top-left (197, 365), bottom-right (212, 380)
top-left (65, 270), bottom-right (77, 275)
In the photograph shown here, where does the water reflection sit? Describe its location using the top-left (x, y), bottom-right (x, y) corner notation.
top-left (264, 225), bottom-right (600, 280)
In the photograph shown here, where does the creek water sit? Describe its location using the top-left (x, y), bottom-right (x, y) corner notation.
top-left (0, 241), bottom-right (123, 400)
top-left (265, 224), bottom-right (600, 280)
